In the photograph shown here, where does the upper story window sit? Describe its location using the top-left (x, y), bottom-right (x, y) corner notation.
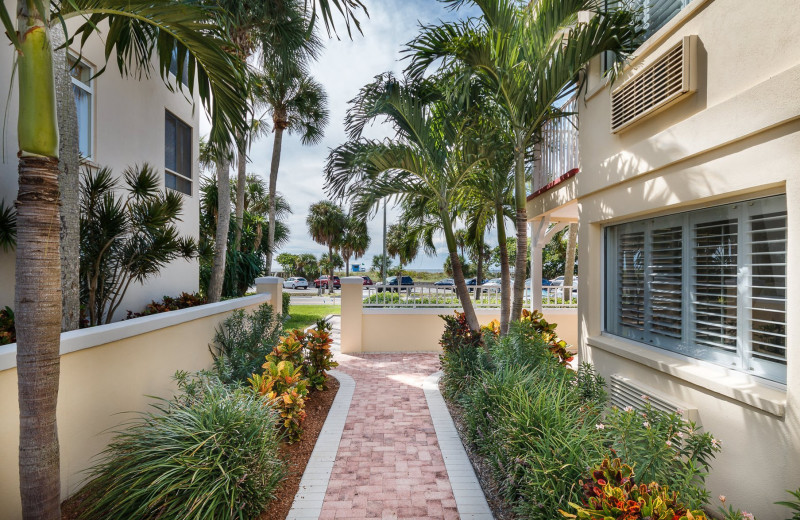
top-left (603, 0), bottom-right (692, 70)
top-left (169, 45), bottom-right (190, 88)
top-left (165, 111), bottom-right (192, 195)
top-left (604, 195), bottom-right (788, 384)
top-left (68, 55), bottom-right (93, 160)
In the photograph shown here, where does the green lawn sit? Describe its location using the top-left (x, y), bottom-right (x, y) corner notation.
top-left (283, 304), bottom-right (340, 331)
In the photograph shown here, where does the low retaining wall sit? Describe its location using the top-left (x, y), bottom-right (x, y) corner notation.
top-left (0, 291), bottom-right (277, 520)
top-left (340, 277), bottom-right (578, 353)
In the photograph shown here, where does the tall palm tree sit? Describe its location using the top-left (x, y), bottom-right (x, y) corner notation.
top-left (386, 222), bottom-right (420, 280)
top-left (326, 74), bottom-right (487, 330)
top-left (407, 0), bottom-right (640, 323)
top-left (307, 201), bottom-right (346, 293)
top-left (340, 215), bottom-right (371, 275)
top-left (0, 1), bottom-right (250, 517)
top-left (262, 64), bottom-right (330, 273)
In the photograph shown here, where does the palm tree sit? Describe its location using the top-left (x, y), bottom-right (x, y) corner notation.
top-left (326, 74), bottom-right (487, 331)
top-left (386, 222), bottom-right (420, 280)
top-left (407, 0), bottom-right (640, 323)
top-left (0, 1), bottom-right (251, 516)
top-left (340, 215), bottom-right (371, 275)
top-left (262, 64), bottom-right (330, 274)
top-left (307, 201), bottom-right (346, 293)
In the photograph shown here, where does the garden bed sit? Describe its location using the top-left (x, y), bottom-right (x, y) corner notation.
top-left (258, 376), bottom-right (339, 520)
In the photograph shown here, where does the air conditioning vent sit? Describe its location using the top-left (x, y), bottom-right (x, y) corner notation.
top-left (609, 374), bottom-right (698, 422)
top-left (610, 35), bottom-right (697, 133)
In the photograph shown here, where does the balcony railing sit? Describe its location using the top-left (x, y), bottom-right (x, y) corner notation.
top-left (532, 95), bottom-right (579, 195)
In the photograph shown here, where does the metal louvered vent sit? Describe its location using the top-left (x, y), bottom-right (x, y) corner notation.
top-left (609, 374), bottom-right (698, 422)
top-left (610, 35), bottom-right (697, 133)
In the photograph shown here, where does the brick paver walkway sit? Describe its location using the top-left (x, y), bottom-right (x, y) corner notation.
top-left (318, 351), bottom-right (459, 520)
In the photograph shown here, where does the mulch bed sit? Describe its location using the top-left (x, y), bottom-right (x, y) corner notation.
top-left (258, 376), bottom-right (339, 520)
top-left (440, 381), bottom-right (518, 520)
top-left (61, 377), bottom-right (340, 520)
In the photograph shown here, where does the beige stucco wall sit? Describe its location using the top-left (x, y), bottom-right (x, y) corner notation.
top-left (0, 294), bottom-right (269, 520)
top-left (0, 3), bottom-right (201, 316)
top-left (526, 1), bottom-right (800, 517)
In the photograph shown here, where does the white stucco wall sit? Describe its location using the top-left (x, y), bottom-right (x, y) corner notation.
top-left (0, 3), bottom-right (200, 317)
top-left (527, 1), bottom-right (800, 517)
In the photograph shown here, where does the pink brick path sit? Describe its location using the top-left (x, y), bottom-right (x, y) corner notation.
top-left (318, 352), bottom-right (459, 520)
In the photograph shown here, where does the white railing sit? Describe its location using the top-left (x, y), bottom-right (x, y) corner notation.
top-left (534, 95), bottom-right (579, 194)
top-left (362, 285), bottom-right (577, 309)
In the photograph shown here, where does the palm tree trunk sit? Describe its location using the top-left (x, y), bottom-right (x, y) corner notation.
top-left (442, 212), bottom-right (479, 331)
top-left (16, 5), bottom-right (62, 517)
top-left (510, 135), bottom-right (528, 323)
top-left (345, 254), bottom-right (350, 276)
top-left (52, 25), bottom-right (80, 332)
top-left (233, 136), bottom-right (246, 252)
top-left (496, 204), bottom-right (511, 335)
top-left (208, 156), bottom-right (231, 302)
top-left (475, 232), bottom-right (484, 301)
top-left (266, 124), bottom-right (285, 275)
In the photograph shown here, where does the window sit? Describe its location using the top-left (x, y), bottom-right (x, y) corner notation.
top-left (165, 111), bottom-right (192, 195)
top-left (605, 195), bottom-right (787, 383)
top-left (68, 55), bottom-right (93, 159)
top-left (603, 0), bottom-right (692, 71)
top-left (169, 45), bottom-right (190, 87)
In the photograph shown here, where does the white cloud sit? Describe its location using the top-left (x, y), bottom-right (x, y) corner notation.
top-left (201, 0), bottom-right (484, 271)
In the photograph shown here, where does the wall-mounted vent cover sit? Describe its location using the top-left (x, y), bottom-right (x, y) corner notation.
top-left (609, 374), bottom-right (698, 422)
top-left (610, 35), bottom-right (697, 133)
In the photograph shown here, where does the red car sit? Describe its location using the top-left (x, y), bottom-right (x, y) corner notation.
top-left (361, 276), bottom-right (374, 286)
top-left (314, 275), bottom-right (341, 289)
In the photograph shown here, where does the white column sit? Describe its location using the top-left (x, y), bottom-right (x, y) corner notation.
top-left (255, 276), bottom-right (283, 314)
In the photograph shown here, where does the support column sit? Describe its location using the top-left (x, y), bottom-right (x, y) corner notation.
top-left (530, 217), bottom-right (550, 312)
top-left (340, 277), bottom-right (364, 354)
top-left (255, 276), bottom-right (283, 315)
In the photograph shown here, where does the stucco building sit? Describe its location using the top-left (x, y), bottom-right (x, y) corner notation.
top-left (0, 6), bottom-right (200, 320)
top-left (527, 0), bottom-right (800, 517)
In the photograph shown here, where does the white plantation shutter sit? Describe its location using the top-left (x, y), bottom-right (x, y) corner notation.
top-left (605, 195), bottom-right (787, 384)
top-left (648, 224), bottom-right (683, 343)
top-left (644, 0), bottom-right (686, 37)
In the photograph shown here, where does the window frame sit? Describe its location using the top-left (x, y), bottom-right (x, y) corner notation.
top-left (68, 53), bottom-right (94, 161)
top-left (604, 194), bottom-right (787, 384)
top-left (164, 110), bottom-right (193, 196)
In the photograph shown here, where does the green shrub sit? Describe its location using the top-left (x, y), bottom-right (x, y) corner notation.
top-left (282, 291), bottom-right (291, 317)
top-left (462, 360), bottom-right (607, 518)
top-left (78, 374), bottom-right (285, 520)
top-left (601, 403), bottom-right (720, 509)
top-left (210, 303), bottom-right (282, 385)
top-left (0, 306), bottom-right (15, 346)
top-left (125, 292), bottom-right (207, 320)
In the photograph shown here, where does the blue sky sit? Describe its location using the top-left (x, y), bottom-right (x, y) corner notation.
top-left (202, 0), bottom-right (481, 271)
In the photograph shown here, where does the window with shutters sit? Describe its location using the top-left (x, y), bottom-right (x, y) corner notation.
top-left (68, 54), bottom-right (94, 160)
top-left (605, 195), bottom-right (787, 384)
top-left (165, 111), bottom-right (192, 196)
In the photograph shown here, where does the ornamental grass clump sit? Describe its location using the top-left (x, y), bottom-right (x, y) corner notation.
top-left (78, 375), bottom-right (285, 520)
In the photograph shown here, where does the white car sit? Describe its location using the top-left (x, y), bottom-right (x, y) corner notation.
top-left (482, 278), bottom-right (503, 288)
top-left (283, 277), bottom-right (308, 289)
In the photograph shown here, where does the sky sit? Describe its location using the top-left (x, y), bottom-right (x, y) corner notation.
top-left (200, 0), bottom-right (481, 272)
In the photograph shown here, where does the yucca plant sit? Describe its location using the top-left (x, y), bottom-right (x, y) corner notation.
top-left (78, 377), bottom-right (285, 520)
top-left (79, 164), bottom-right (197, 326)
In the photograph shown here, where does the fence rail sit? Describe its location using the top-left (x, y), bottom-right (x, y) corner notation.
top-left (362, 285), bottom-right (577, 309)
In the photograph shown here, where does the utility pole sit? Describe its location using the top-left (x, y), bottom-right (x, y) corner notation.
top-left (382, 199), bottom-right (387, 285)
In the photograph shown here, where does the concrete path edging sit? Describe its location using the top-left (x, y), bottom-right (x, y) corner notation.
top-left (286, 370), bottom-right (355, 520)
top-left (422, 371), bottom-right (493, 520)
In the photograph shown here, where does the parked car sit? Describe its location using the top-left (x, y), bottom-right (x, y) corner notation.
top-left (434, 278), bottom-right (454, 286)
top-left (313, 275), bottom-right (341, 289)
top-left (483, 278), bottom-right (502, 288)
top-left (376, 275), bottom-right (414, 292)
top-left (361, 276), bottom-right (374, 286)
top-left (283, 277), bottom-right (308, 289)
